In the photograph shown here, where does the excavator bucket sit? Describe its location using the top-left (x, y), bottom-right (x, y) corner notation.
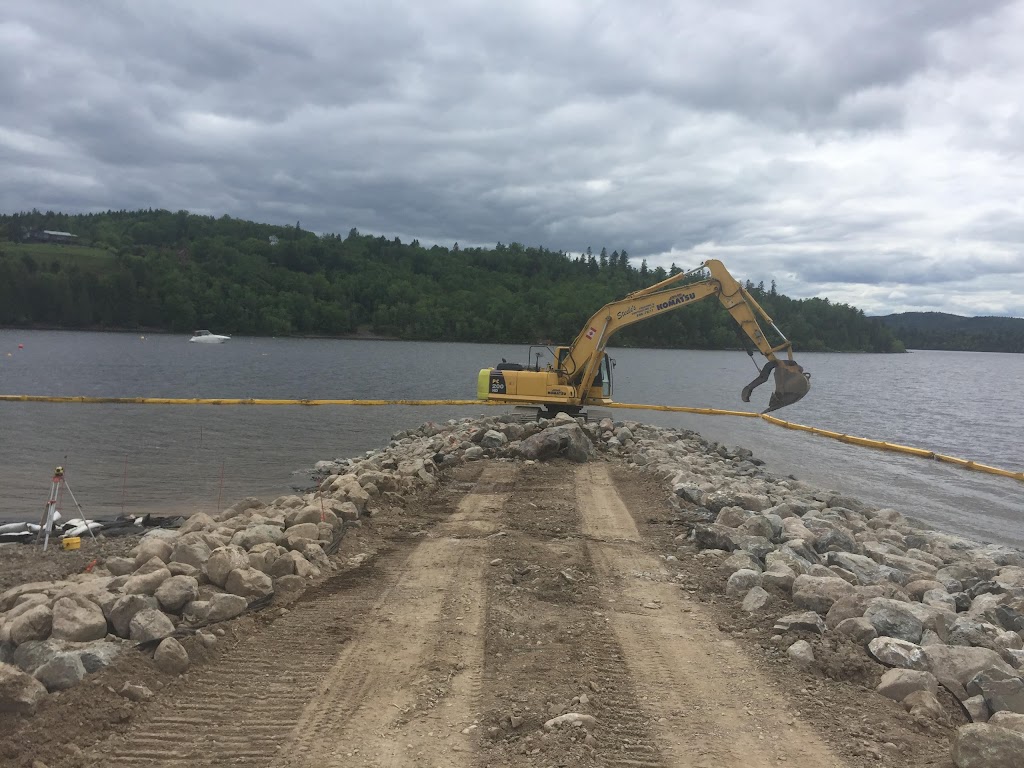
top-left (741, 360), bottom-right (810, 413)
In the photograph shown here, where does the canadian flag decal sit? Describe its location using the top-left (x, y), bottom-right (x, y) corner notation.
top-left (585, 327), bottom-right (597, 339)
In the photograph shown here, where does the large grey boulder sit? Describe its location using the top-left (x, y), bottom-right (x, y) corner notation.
top-left (0, 582), bottom-right (67, 612)
top-left (787, 640), bottom-right (815, 666)
top-left (868, 637), bottom-right (926, 669)
top-left (825, 593), bottom-right (873, 629)
top-left (825, 552), bottom-right (902, 585)
top-left (297, 541), bottom-right (331, 572)
top-left (906, 579), bottom-right (946, 601)
top-left (742, 586), bottom-right (770, 613)
top-left (282, 523), bottom-right (319, 549)
top-left (997, 630), bottom-right (1024, 652)
top-left (107, 594), bottom-right (158, 639)
top-left (517, 423), bottom-right (594, 463)
top-left (50, 595), bottom-right (107, 642)
top-left (903, 690), bottom-right (947, 722)
top-left (220, 496), bottom-right (266, 520)
top-left (154, 637), bottom-right (190, 675)
top-left (923, 645), bottom-right (1016, 686)
top-left (693, 524), bottom-right (739, 552)
top-left (865, 598), bottom-right (925, 644)
top-left (952, 723), bottom-right (1024, 768)
top-left (231, 524), bottom-right (284, 551)
top-left (270, 550), bottom-right (319, 578)
top-left (968, 594), bottom-right (1008, 626)
top-left (154, 576), bottom-right (200, 613)
top-left (773, 611), bottom-right (826, 634)
top-left (923, 588), bottom-right (958, 612)
top-left (225, 567), bottom-right (274, 599)
top-left (34, 653), bottom-right (86, 692)
top-left (104, 556), bottom-right (136, 576)
top-left (880, 552), bottom-right (938, 580)
top-left (0, 661), bottom-right (48, 714)
top-left (11, 639), bottom-right (62, 674)
top-left (76, 640), bottom-right (124, 673)
top-left (171, 539), bottom-right (212, 570)
top-left (834, 617), bottom-right (878, 644)
top-left (761, 563), bottom-right (797, 592)
top-left (766, 548), bottom-right (812, 575)
top-left (716, 506), bottom-right (753, 528)
top-left (947, 617), bottom-right (1002, 650)
top-left (128, 608), bottom-right (175, 644)
top-left (812, 528), bottom-right (857, 554)
top-left (134, 537), bottom-right (174, 566)
top-left (988, 712), bottom-right (1024, 733)
top-left (56, 579), bottom-right (118, 615)
top-left (721, 551), bottom-right (762, 574)
top-left (479, 429), bottom-right (507, 449)
top-left (734, 535), bottom-right (775, 561)
top-left (731, 492), bottom-right (772, 512)
top-left (876, 668), bottom-right (939, 701)
top-left (206, 593), bottom-right (248, 623)
top-left (206, 545), bottom-right (250, 588)
top-left (5, 593), bottom-right (51, 616)
top-left (273, 574), bottom-right (308, 602)
top-left (781, 517), bottom-right (816, 543)
top-left (792, 575), bottom-right (856, 613)
top-left (737, 515), bottom-right (776, 541)
top-left (993, 567), bottom-right (1024, 596)
top-left (177, 512), bottom-right (216, 534)
top-left (969, 673), bottom-right (1024, 716)
top-left (781, 540), bottom-right (821, 567)
top-left (123, 565), bottom-right (172, 596)
top-left (726, 569), bottom-right (761, 597)
top-left (8, 604), bottom-right (53, 646)
top-left (287, 505), bottom-right (340, 529)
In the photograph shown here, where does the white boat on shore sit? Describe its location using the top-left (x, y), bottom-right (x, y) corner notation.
top-left (189, 330), bottom-right (231, 343)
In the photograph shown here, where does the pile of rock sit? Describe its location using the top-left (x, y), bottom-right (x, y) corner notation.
top-left (604, 419), bottom-right (1024, 765)
top-left (5, 408), bottom-right (1020, 765)
top-left (0, 412), bottom-right (600, 714)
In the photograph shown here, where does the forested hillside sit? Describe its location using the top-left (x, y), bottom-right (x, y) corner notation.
top-left (877, 312), bottom-right (1024, 353)
top-left (0, 209), bottom-right (904, 353)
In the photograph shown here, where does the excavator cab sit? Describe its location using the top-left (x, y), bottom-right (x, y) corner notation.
top-left (741, 359), bottom-right (810, 413)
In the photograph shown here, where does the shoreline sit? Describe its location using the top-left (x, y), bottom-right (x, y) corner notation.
top-left (0, 326), bottom-right (907, 353)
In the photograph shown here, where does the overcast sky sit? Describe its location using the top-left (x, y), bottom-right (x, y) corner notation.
top-left (2, 1), bottom-right (1023, 316)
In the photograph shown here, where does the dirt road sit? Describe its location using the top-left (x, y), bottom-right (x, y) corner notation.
top-left (53, 459), bottom-right (868, 768)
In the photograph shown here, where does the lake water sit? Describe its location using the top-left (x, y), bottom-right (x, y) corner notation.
top-left (0, 331), bottom-right (1021, 546)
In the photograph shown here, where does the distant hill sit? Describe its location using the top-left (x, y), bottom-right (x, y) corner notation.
top-left (876, 312), bottom-right (1024, 353)
top-left (0, 208), bottom-right (904, 352)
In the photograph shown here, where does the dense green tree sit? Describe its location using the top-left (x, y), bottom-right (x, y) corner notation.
top-left (0, 207), bottom-right (933, 353)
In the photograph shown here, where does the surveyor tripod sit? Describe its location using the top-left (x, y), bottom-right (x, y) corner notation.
top-left (38, 466), bottom-right (95, 551)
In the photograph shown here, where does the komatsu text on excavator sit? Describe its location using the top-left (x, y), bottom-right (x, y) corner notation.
top-left (477, 259), bottom-right (810, 418)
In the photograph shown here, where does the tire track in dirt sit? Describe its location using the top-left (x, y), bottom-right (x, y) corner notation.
top-left (88, 464), bottom-right (513, 768)
top-left (478, 462), bottom-right (669, 767)
top-left (272, 464), bottom-right (512, 768)
top-left (577, 463), bottom-right (849, 768)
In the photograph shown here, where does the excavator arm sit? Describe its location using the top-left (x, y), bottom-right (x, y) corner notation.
top-left (559, 259), bottom-right (810, 412)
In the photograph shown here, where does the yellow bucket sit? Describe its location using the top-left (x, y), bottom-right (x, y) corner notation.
top-left (61, 537), bottom-right (81, 551)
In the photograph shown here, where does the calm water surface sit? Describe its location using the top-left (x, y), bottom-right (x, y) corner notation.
top-left (0, 331), bottom-right (1020, 546)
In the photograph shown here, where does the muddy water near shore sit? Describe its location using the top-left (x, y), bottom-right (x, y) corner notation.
top-left (0, 331), bottom-right (1020, 546)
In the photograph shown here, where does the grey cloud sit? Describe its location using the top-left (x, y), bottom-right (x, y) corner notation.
top-left (1, 0), bottom-right (1023, 316)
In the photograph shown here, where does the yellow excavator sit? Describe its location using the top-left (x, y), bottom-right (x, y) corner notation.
top-left (476, 259), bottom-right (810, 418)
